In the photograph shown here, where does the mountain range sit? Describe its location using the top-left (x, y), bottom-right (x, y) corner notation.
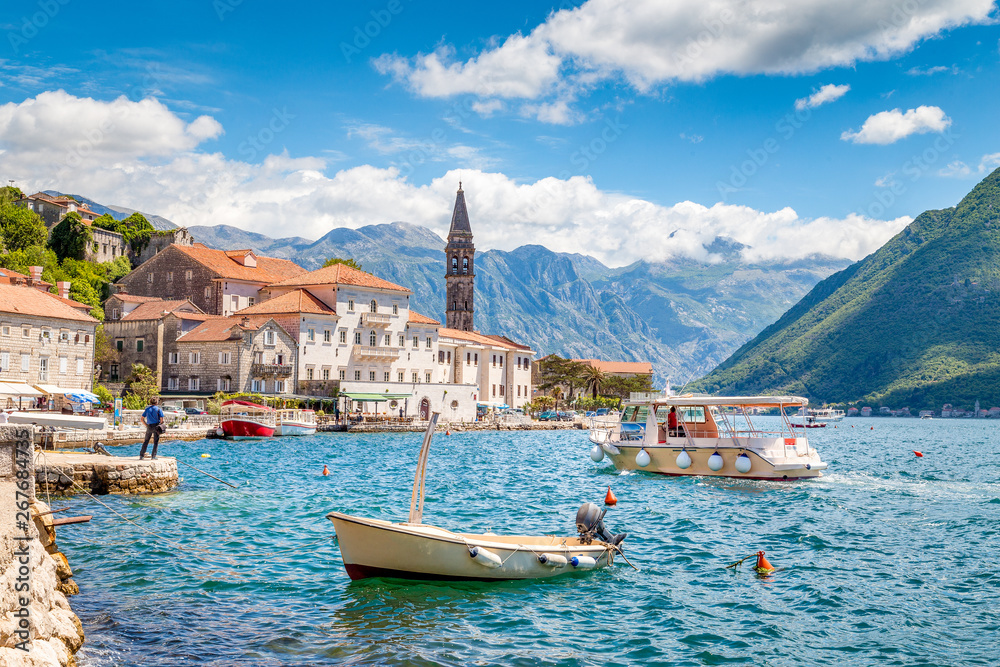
top-left (689, 168), bottom-right (1000, 410)
top-left (187, 222), bottom-right (847, 384)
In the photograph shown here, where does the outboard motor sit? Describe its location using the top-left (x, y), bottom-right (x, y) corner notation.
top-left (576, 502), bottom-right (627, 546)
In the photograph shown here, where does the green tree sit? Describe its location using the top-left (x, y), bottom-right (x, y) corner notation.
top-left (48, 212), bottom-right (92, 261)
top-left (122, 363), bottom-right (159, 410)
top-left (601, 374), bottom-right (655, 401)
top-left (0, 203), bottom-right (48, 251)
top-left (536, 355), bottom-right (587, 401)
top-left (581, 365), bottom-right (607, 399)
top-left (322, 257), bottom-right (363, 270)
top-left (92, 213), bottom-right (121, 232)
top-left (119, 212), bottom-right (155, 256)
top-left (93, 325), bottom-right (119, 380)
top-left (0, 185), bottom-right (24, 205)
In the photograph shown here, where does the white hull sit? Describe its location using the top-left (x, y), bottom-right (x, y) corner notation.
top-left (274, 422), bottom-right (317, 436)
top-left (328, 511), bottom-right (615, 581)
top-left (8, 412), bottom-right (107, 430)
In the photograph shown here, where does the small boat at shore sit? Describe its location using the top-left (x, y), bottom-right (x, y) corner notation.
top-left (588, 395), bottom-right (828, 480)
top-left (220, 399), bottom-right (275, 439)
top-left (7, 411), bottom-right (108, 430)
top-left (328, 413), bottom-right (628, 581)
top-left (275, 409), bottom-right (317, 436)
top-left (791, 407), bottom-right (844, 426)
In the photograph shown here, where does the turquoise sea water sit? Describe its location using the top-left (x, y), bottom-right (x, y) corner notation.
top-left (55, 418), bottom-right (1000, 666)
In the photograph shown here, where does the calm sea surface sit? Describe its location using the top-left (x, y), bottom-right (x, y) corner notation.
top-left (56, 418), bottom-right (999, 666)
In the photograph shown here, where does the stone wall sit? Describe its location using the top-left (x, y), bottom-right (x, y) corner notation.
top-left (35, 455), bottom-right (178, 496)
top-left (0, 425), bottom-right (85, 666)
top-left (136, 228), bottom-right (194, 266)
top-left (85, 228), bottom-right (126, 264)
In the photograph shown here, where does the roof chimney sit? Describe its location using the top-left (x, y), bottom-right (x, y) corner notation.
top-left (241, 316), bottom-right (250, 327)
top-left (57, 281), bottom-right (71, 299)
top-left (28, 266), bottom-right (43, 287)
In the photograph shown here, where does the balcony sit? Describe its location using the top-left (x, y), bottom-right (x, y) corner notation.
top-left (352, 346), bottom-right (400, 361)
top-left (251, 363), bottom-right (293, 377)
top-left (362, 312), bottom-right (393, 327)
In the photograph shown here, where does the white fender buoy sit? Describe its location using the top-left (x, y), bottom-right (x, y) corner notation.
top-left (708, 452), bottom-right (724, 471)
top-left (601, 443), bottom-right (621, 457)
top-left (635, 448), bottom-right (651, 467)
top-left (735, 453), bottom-right (752, 474)
top-left (570, 555), bottom-right (597, 569)
top-left (469, 546), bottom-right (502, 568)
top-left (590, 445), bottom-right (605, 462)
top-left (676, 449), bottom-right (692, 469)
top-left (538, 553), bottom-right (568, 567)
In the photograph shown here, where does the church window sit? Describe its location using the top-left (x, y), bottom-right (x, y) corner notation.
top-left (370, 299), bottom-right (377, 313)
top-left (463, 258), bottom-right (469, 274)
top-left (464, 301), bottom-right (468, 311)
top-left (369, 330), bottom-right (377, 346)
top-left (451, 257), bottom-right (458, 275)
top-left (452, 301), bottom-right (457, 311)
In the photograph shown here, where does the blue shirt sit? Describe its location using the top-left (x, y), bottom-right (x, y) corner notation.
top-left (142, 405), bottom-right (164, 425)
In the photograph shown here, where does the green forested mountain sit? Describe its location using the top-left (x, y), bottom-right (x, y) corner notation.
top-left (688, 168), bottom-right (1000, 411)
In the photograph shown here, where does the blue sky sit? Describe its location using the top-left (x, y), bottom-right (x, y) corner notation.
top-left (1, 0), bottom-right (998, 266)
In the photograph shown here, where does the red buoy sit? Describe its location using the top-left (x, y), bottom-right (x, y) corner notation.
top-left (913, 450), bottom-right (923, 457)
top-left (605, 485), bottom-right (617, 506)
top-left (322, 465), bottom-right (329, 476)
top-left (755, 550), bottom-right (775, 574)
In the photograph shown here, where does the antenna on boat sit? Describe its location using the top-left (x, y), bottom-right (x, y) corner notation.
top-left (409, 412), bottom-right (440, 524)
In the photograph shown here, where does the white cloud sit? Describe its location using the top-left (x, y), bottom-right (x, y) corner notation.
top-left (679, 132), bottom-right (704, 144)
top-left (0, 91), bottom-right (909, 266)
top-left (375, 0), bottom-right (994, 120)
top-left (794, 84), bottom-right (850, 111)
top-left (841, 106), bottom-right (951, 145)
top-left (938, 152), bottom-right (1000, 178)
top-left (906, 65), bottom-right (955, 75)
top-left (470, 99), bottom-right (505, 117)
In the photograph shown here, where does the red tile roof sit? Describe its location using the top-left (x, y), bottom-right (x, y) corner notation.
top-left (0, 268), bottom-right (51, 288)
top-left (0, 283), bottom-right (98, 323)
top-left (109, 294), bottom-right (162, 304)
top-left (438, 327), bottom-right (532, 352)
top-left (572, 359), bottom-right (654, 375)
top-left (408, 310), bottom-right (440, 325)
top-left (234, 289), bottom-right (336, 316)
top-left (177, 318), bottom-right (249, 342)
top-left (50, 294), bottom-right (94, 313)
top-left (121, 299), bottom-right (202, 321)
top-left (268, 262), bottom-right (410, 293)
top-left (171, 245), bottom-right (306, 283)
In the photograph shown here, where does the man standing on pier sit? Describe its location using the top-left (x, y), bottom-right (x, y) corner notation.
top-left (139, 397), bottom-right (165, 460)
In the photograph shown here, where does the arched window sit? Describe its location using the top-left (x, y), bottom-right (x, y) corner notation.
top-left (451, 257), bottom-right (458, 274)
top-left (370, 299), bottom-right (377, 313)
top-left (462, 257), bottom-right (469, 274)
top-left (369, 330), bottom-right (377, 346)
top-left (464, 300), bottom-right (468, 310)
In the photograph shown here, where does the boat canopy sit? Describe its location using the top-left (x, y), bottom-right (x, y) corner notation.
top-left (221, 399), bottom-right (273, 411)
top-left (627, 395), bottom-right (809, 408)
top-left (341, 392), bottom-right (411, 402)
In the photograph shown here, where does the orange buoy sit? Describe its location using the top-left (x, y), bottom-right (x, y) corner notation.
top-left (322, 465), bottom-right (329, 476)
top-left (446, 430), bottom-right (451, 436)
top-left (754, 550), bottom-right (775, 574)
top-left (913, 450), bottom-right (923, 457)
top-left (605, 485), bottom-right (617, 506)
top-left (870, 426), bottom-right (874, 430)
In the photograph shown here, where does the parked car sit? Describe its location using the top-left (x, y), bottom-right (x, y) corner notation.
top-left (538, 411), bottom-right (558, 421)
top-left (185, 407), bottom-right (207, 415)
top-left (595, 408), bottom-right (610, 416)
top-left (162, 406), bottom-right (185, 418)
top-left (585, 411), bottom-right (597, 418)
top-left (557, 411), bottom-right (575, 421)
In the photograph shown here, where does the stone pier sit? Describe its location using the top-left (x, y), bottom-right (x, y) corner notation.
top-left (35, 452), bottom-right (179, 496)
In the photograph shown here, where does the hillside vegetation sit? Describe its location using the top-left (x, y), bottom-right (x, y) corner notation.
top-left (688, 168), bottom-right (1000, 410)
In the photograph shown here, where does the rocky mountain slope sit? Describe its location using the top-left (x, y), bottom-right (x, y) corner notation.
top-left (190, 222), bottom-right (847, 383)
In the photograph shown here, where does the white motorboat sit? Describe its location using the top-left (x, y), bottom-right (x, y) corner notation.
top-left (791, 407), bottom-right (844, 425)
top-left (328, 413), bottom-right (628, 581)
top-left (275, 409), bottom-right (317, 436)
top-left (588, 395), bottom-right (828, 480)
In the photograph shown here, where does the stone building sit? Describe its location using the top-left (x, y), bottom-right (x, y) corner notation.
top-left (88, 226), bottom-right (127, 264)
top-left (0, 283), bottom-right (98, 403)
top-left (104, 293), bottom-right (163, 321)
top-left (16, 192), bottom-right (127, 263)
top-left (115, 244), bottom-right (306, 316)
top-left (233, 289), bottom-right (339, 396)
top-left (101, 299), bottom-right (220, 384)
top-left (171, 317), bottom-right (297, 395)
top-left (136, 228), bottom-right (195, 265)
top-left (444, 183), bottom-right (475, 331)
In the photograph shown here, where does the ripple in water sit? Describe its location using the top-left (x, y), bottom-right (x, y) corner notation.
top-left (58, 418), bottom-right (1000, 666)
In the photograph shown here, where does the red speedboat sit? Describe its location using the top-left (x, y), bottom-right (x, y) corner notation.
top-left (220, 399), bottom-right (276, 439)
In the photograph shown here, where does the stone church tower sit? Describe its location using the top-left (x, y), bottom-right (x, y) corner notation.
top-left (445, 182), bottom-right (475, 331)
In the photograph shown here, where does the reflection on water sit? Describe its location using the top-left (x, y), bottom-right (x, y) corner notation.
top-left (62, 418), bottom-right (1000, 666)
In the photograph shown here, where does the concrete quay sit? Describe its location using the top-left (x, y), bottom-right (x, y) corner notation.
top-left (35, 451), bottom-right (179, 496)
top-left (36, 425), bottom-right (216, 450)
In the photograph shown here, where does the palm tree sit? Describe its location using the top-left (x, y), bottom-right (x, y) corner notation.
top-left (582, 365), bottom-right (606, 399)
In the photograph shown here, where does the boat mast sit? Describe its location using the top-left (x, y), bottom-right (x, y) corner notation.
top-left (409, 412), bottom-right (440, 524)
